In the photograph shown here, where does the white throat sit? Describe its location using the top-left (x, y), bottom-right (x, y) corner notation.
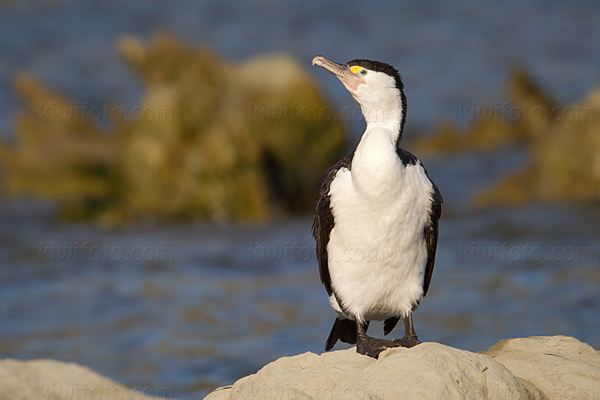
top-left (353, 84), bottom-right (404, 139)
top-left (347, 82), bottom-right (407, 196)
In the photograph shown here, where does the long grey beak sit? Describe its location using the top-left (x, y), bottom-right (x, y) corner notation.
top-left (312, 55), bottom-right (365, 91)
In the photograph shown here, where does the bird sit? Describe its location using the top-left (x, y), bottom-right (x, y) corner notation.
top-left (311, 55), bottom-right (443, 359)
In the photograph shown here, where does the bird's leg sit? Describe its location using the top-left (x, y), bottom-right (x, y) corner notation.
top-left (356, 320), bottom-right (400, 359)
top-left (392, 312), bottom-right (422, 348)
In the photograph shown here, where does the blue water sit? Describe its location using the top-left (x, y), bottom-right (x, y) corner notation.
top-left (1, 1), bottom-right (599, 399)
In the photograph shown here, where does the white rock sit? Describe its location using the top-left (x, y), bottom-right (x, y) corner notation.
top-left (484, 335), bottom-right (600, 400)
top-left (0, 359), bottom-right (169, 400)
top-left (205, 336), bottom-right (600, 400)
top-left (206, 343), bottom-right (534, 399)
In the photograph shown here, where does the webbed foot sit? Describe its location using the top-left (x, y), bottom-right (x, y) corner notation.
top-left (357, 336), bottom-right (401, 358)
top-left (392, 335), bottom-right (421, 348)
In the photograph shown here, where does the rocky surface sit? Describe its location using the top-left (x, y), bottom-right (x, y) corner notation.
top-left (484, 336), bottom-right (600, 400)
top-left (205, 336), bottom-right (600, 400)
top-left (0, 359), bottom-right (169, 400)
top-left (1, 336), bottom-right (597, 400)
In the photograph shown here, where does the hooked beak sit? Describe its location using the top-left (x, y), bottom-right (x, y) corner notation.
top-left (312, 55), bottom-right (365, 92)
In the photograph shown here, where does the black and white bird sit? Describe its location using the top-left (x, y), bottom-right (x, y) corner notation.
top-left (311, 56), bottom-right (443, 358)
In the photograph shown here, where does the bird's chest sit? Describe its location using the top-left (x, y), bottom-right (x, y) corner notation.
top-left (329, 166), bottom-right (428, 246)
top-left (328, 141), bottom-right (432, 249)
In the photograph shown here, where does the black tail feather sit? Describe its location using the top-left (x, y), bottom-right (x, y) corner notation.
top-left (325, 318), bottom-right (369, 351)
top-left (383, 317), bottom-right (400, 336)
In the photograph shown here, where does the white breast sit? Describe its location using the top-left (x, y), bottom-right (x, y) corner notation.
top-left (327, 127), bottom-right (434, 323)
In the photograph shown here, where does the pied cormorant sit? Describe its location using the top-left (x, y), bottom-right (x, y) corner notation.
top-left (312, 56), bottom-right (443, 358)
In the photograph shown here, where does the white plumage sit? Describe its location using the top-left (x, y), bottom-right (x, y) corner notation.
top-left (311, 56), bottom-right (442, 358)
top-left (327, 139), bottom-right (436, 323)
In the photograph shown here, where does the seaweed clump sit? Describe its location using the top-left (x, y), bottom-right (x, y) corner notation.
top-left (0, 33), bottom-right (346, 224)
top-left (410, 69), bottom-right (600, 207)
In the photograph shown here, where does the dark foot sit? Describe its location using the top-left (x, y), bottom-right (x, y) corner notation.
top-left (392, 335), bottom-right (421, 348)
top-left (357, 336), bottom-right (401, 359)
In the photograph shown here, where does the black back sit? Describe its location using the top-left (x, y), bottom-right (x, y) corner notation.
top-left (396, 147), bottom-right (418, 166)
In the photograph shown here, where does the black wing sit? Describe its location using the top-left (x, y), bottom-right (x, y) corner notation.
top-left (422, 171), bottom-right (443, 296)
top-left (312, 154), bottom-right (353, 296)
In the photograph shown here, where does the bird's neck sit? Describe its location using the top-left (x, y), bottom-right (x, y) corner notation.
top-left (350, 90), bottom-right (407, 195)
top-left (356, 88), bottom-right (405, 146)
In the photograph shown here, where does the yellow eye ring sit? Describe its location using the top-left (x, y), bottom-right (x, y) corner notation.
top-left (350, 66), bottom-right (365, 75)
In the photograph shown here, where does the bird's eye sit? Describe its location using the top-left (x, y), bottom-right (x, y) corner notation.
top-left (360, 69), bottom-right (367, 75)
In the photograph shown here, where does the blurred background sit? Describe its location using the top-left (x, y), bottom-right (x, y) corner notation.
top-left (1, 0), bottom-right (599, 398)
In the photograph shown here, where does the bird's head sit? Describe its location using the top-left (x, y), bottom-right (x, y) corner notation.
top-left (312, 55), bottom-right (406, 135)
